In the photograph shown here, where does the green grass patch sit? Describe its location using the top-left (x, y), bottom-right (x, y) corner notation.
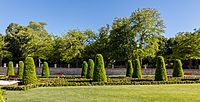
top-left (5, 84), bottom-right (200, 102)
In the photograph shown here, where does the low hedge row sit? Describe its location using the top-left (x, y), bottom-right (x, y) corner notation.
top-left (2, 80), bottom-right (200, 91)
top-left (1, 84), bottom-right (37, 91)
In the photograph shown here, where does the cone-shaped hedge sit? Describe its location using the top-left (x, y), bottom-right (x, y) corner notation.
top-left (155, 56), bottom-right (168, 81)
top-left (0, 90), bottom-right (4, 102)
top-left (133, 59), bottom-right (142, 78)
top-left (173, 59), bottom-right (184, 77)
top-left (42, 62), bottom-right (50, 77)
top-left (81, 61), bottom-right (88, 77)
top-left (7, 61), bottom-right (14, 76)
top-left (93, 54), bottom-right (107, 82)
top-left (17, 61), bottom-right (24, 79)
top-left (86, 59), bottom-right (94, 79)
top-left (23, 57), bottom-right (37, 85)
top-left (126, 60), bottom-right (133, 77)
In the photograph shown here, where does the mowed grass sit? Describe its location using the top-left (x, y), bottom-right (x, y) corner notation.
top-left (5, 84), bottom-right (200, 102)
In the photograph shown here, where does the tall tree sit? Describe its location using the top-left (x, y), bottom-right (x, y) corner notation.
top-left (130, 8), bottom-right (165, 59)
top-left (109, 17), bottom-right (136, 62)
top-left (172, 31), bottom-right (200, 60)
top-left (5, 23), bottom-right (32, 61)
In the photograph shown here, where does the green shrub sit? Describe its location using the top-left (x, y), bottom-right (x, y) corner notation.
top-left (42, 62), bottom-right (50, 77)
top-left (7, 61), bottom-right (14, 76)
top-left (17, 61), bottom-right (24, 79)
top-left (155, 56), bottom-right (168, 81)
top-left (132, 59), bottom-right (142, 78)
top-left (0, 90), bottom-right (4, 102)
top-left (126, 60), bottom-right (133, 77)
top-left (173, 59), bottom-right (184, 77)
top-left (86, 59), bottom-right (94, 79)
top-left (81, 61), bottom-right (88, 77)
top-left (23, 57), bottom-right (38, 85)
top-left (93, 54), bottom-right (107, 82)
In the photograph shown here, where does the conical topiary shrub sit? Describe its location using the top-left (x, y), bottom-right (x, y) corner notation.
top-left (23, 57), bottom-right (37, 85)
top-left (93, 54), bottom-right (107, 82)
top-left (155, 56), bottom-right (168, 81)
top-left (86, 59), bottom-right (94, 79)
top-left (0, 90), bottom-right (4, 102)
top-left (17, 61), bottom-right (24, 79)
top-left (126, 60), bottom-right (133, 77)
top-left (81, 61), bottom-right (88, 77)
top-left (7, 61), bottom-right (14, 76)
top-left (132, 59), bottom-right (142, 78)
top-left (173, 59), bottom-right (184, 77)
top-left (42, 61), bottom-right (50, 77)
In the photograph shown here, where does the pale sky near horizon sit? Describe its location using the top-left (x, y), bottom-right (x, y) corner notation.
top-left (1, 0), bottom-right (200, 38)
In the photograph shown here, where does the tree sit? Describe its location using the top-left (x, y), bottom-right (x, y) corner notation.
top-left (0, 34), bottom-right (10, 61)
top-left (42, 62), bottom-right (50, 77)
top-left (126, 60), bottom-right (133, 77)
top-left (23, 57), bottom-right (37, 85)
top-left (5, 23), bottom-right (32, 61)
top-left (173, 59), bottom-right (184, 77)
top-left (133, 59), bottom-right (142, 78)
top-left (22, 22), bottom-right (53, 67)
top-left (93, 54), bottom-right (107, 82)
top-left (155, 56), bottom-right (168, 81)
top-left (130, 8), bottom-right (165, 60)
top-left (84, 25), bottom-right (110, 66)
top-left (58, 30), bottom-right (88, 63)
top-left (17, 61), bottom-right (24, 79)
top-left (86, 59), bottom-right (94, 79)
top-left (81, 61), bottom-right (88, 77)
top-left (109, 17), bottom-right (135, 62)
top-left (172, 31), bottom-right (200, 60)
top-left (5, 22), bottom-right (53, 64)
top-left (7, 61), bottom-right (14, 76)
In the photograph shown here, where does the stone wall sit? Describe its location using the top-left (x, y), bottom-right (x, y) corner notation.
top-left (0, 67), bottom-right (200, 76)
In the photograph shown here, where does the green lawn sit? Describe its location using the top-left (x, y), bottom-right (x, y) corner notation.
top-left (5, 84), bottom-right (200, 102)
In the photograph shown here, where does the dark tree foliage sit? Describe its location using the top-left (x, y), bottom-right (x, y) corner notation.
top-left (23, 57), bottom-right (37, 85)
top-left (133, 59), bottom-right (142, 78)
top-left (81, 61), bottom-right (88, 77)
top-left (172, 59), bottom-right (184, 77)
top-left (17, 61), bottom-right (24, 79)
top-left (86, 59), bottom-right (94, 79)
top-left (126, 60), bottom-right (133, 77)
top-left (93, 54), bottom-right (107, 82)
top-left (155, 56), bottom-right (168, 81)
top-left (7, 61), bottom-right (14, 76)
top-left (42, 62), bottom-right (50, 77)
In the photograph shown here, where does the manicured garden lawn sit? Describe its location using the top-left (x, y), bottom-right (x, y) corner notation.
top-left (5, 84), bottom-right (200, 102)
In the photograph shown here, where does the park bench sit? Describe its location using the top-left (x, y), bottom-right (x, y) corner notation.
top-left (184, 72), bottom-right (192, 75)
top-left (7, 75), bottom-right (18, 81)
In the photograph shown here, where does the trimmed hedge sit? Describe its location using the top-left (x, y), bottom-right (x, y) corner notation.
top-left (93, 54), bottom-right (107, 82)
top-left (7, 61), bottom-right (14, 76)
top-left (42, 62), bottom-right (50, 77)
top-left (173, 59), bottom-right (184, 77)
top-left (86, 59), bottom-right (94, 79)
top-left (155, 56), bottom-right (168, 81)
top-left (126, 60), bottom-right (133, 77)
top-left (23, 57), bottom-right (38, 85)
top-left (17, 61), bottom-right (24, 79)
top-left (81, 61), bottom-right (88, 77)
top-left (132, 59), bottom-right (142, 78)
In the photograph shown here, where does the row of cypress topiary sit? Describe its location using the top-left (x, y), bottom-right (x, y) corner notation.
top-left (126, 59), bottom-right (142, 78)
top-left (126, 56), bottom-right (184, 81)
top-left (7, 57), bottom-right (50, 85)
top-left (81, 54), bottom-right (107, 82)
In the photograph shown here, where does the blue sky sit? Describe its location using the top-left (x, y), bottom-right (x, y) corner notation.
top-left (1, 0), bottom-right (200, 38)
